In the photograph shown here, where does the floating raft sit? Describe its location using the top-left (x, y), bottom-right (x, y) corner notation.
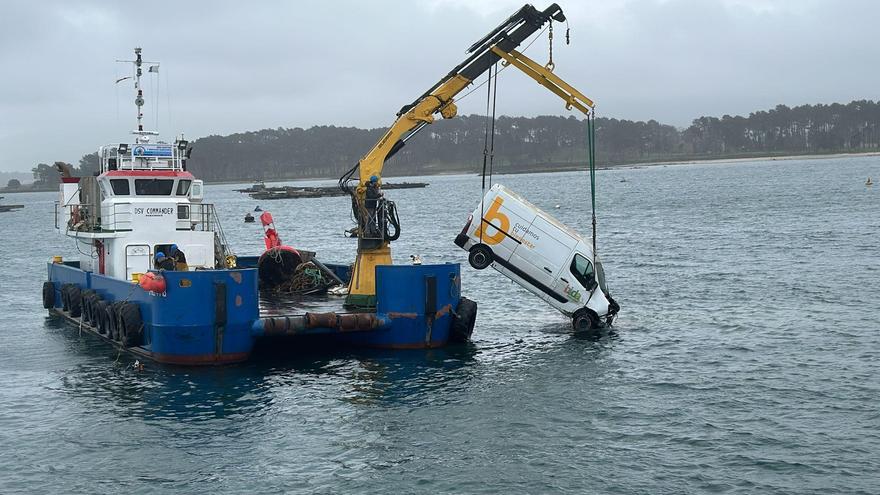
top-left (241, 182), bottom-right (428, 200)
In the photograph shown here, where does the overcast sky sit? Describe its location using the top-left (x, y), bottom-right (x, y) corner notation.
top-left (1, 0), bottom-right (877, 172)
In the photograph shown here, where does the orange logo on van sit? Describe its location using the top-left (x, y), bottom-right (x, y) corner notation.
top-left (474, 197), bottom-right (510, 245)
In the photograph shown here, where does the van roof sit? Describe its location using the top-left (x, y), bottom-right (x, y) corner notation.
top-left (492, 183), bottom-right (591, 247)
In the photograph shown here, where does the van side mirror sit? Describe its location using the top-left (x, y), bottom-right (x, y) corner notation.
top-left (587, 276), bottom-right (598, 291)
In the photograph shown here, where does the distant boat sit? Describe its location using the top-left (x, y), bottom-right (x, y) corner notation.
top-left (254, 206), bottom-right (263, 211)
top-left (867, 177), bottom-right (874, 186)
top-left (244, 212), bottom-right (255, 223)
top-left (619, 178), bottom-right (627, 183)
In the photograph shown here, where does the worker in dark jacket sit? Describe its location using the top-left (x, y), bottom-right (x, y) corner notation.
top-left (155, 251), bottom-right (176, 271)
top-left (169, 244), bottom-right (188, 271)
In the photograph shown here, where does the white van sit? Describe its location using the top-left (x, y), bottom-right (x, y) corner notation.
top-left (454, 184), bottom-right (619, 330)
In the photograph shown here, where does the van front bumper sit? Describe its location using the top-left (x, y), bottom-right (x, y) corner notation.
top-left (454, 234), bottom-right (468, 248)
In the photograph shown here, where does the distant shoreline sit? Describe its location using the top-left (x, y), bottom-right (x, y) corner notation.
top-left (2, 150), bottom-right (877, 193)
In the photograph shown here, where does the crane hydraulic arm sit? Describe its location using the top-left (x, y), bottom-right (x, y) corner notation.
top-left (341, 3), bottom-right (594, 308)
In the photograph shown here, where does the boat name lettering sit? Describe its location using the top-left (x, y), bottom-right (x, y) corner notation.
top-left (133, 207), bottom-right (174, 216)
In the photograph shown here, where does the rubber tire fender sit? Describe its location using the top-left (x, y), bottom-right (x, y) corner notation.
top-left (571, 308), bottom-right (599, 332)
top-left (468, 244), bottom-right (493, 270)
top-left (90, 297), bottom-right (104, 330)
top-left (450, 297), bottom-right (478, 343)
top-left (118, 302), bottom-right (143, 347)
top-left (61, 284), bottom-right (71, 312)
top-left (67, 286), bottom-right (82, 318)
top-left (86, 293), bottom-right (100, 326)
top-left (42, 281), bottom-right (55, 309)
top-left (105, 302), bottom-right (122, 342)
top-left (80, 290), bottom-right (94, 324)
top-left (94, 301), bottom-right (110, 336)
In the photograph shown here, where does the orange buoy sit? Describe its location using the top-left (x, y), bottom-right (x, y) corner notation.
top-left (138, 271), bottom-right (167, 293)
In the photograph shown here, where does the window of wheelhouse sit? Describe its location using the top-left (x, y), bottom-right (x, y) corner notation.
top-left (134, 178), bottom-right (174, 195)
top-left (110, 179), bottom-right (130, 195)
top-left (569, 253), bottom-right (595, 289)
top-left (176, 179), bottom-right (192, 196)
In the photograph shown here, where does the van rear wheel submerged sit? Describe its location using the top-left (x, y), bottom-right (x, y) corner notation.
top-left (468, 245), bottom-right (493, 270)
top-left (572, 308), bottom-right (598, 332)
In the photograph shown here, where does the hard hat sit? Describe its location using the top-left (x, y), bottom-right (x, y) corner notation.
top-left (369, 175), bottom-right (378, 183)
top-left (155, 252), bottom-right (166, 261)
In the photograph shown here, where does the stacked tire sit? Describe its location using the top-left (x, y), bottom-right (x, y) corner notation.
top-left (81, 290), bottom-right (97, 325)
top-left (450, 297), bottom-right (478, 343)
top-left (60, 284), bottom-right (82, 318)
top-left (116, 302), bottom-right (143, 347)
top-left (42, 281), bottom-right (144, 348)
top-left (42, 282), bottom-right (55, 309)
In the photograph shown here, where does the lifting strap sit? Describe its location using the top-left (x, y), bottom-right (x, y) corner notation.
top-left (479, 63), bottom-right (499, 243)
top-left (587, 113), bottom-right (597, 256)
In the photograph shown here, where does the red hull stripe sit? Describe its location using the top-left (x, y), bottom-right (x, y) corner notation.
top-left (103, 170), bottom-right (194, 178)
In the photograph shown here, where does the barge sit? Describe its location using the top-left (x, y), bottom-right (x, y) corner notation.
top-left (43, 48), bottom-right (476, 365)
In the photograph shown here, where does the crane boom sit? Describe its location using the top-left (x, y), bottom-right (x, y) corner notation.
top-left (341, 3), bottom-right (594, 308)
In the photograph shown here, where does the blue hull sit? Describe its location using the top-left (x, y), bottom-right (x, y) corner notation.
top-left (46, 261), bottom-right (466, 365)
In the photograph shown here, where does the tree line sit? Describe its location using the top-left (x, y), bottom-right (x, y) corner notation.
top-left (186, 100), bottom-right (880, 181)
top-left (10, 99), bottom-right (880, 188)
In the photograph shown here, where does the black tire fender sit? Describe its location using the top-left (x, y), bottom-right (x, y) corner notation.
top-left (67, 286), bottom-right (82, 318)
top-left (83, 291), bottom-right (98, 325)
top-left (118, 302), bottom-right (143, 347)
top-left (90, 297), bottom-right (104, 330)
top-left (105, 302), bottom-right (122, 342)
top-left (93, 301), bottom-right (109, 336)
top-left (42, 281), bottom-right (55, 309)
top-left (450, 297), bottom-right (478, 343)
top-left (468, 244), bottom-right (493, 270)
top-left (61, 284), bottom-right (71, 312)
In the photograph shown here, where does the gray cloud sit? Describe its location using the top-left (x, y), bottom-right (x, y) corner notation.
top-left (1, 0), bottom-right (877, 171)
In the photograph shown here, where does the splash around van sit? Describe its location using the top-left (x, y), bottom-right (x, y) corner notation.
top-left (455, 184), bottom-right (619, 330)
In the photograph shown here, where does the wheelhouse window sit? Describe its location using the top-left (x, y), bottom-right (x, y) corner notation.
top-left (135, 179), bottom-right (174, 196)
top-left (176, 179), bottom-right (192, 196)
top-left (110, 179), bottom-right (130, 195)
top-left (569, 254), bottom-right (595, 289)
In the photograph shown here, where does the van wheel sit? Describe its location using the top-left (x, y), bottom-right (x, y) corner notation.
top-left (468, 245), bottom-right (493, 270)
top-left (572, 308), bottom-right (598, 332)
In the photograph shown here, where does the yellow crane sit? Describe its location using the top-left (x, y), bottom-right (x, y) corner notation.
top-left (339, 3), bottom-right (594, 308)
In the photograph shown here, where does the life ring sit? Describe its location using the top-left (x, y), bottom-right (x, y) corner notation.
top-left (138, 272), bottom-right (167, 293)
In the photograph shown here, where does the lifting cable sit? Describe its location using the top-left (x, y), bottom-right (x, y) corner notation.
top-left (479, 62), bottom-right (499, 243)
top-left (586, 112), bottom-right (598, 256)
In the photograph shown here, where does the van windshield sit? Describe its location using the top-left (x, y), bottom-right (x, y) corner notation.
top-left (569, 254), bottom-right (595, 289)
top-left (595, 259), bottom-right (608, 293)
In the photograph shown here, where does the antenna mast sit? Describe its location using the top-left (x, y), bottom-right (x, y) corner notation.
top-left (117, 47), bottom-right (159, 144)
